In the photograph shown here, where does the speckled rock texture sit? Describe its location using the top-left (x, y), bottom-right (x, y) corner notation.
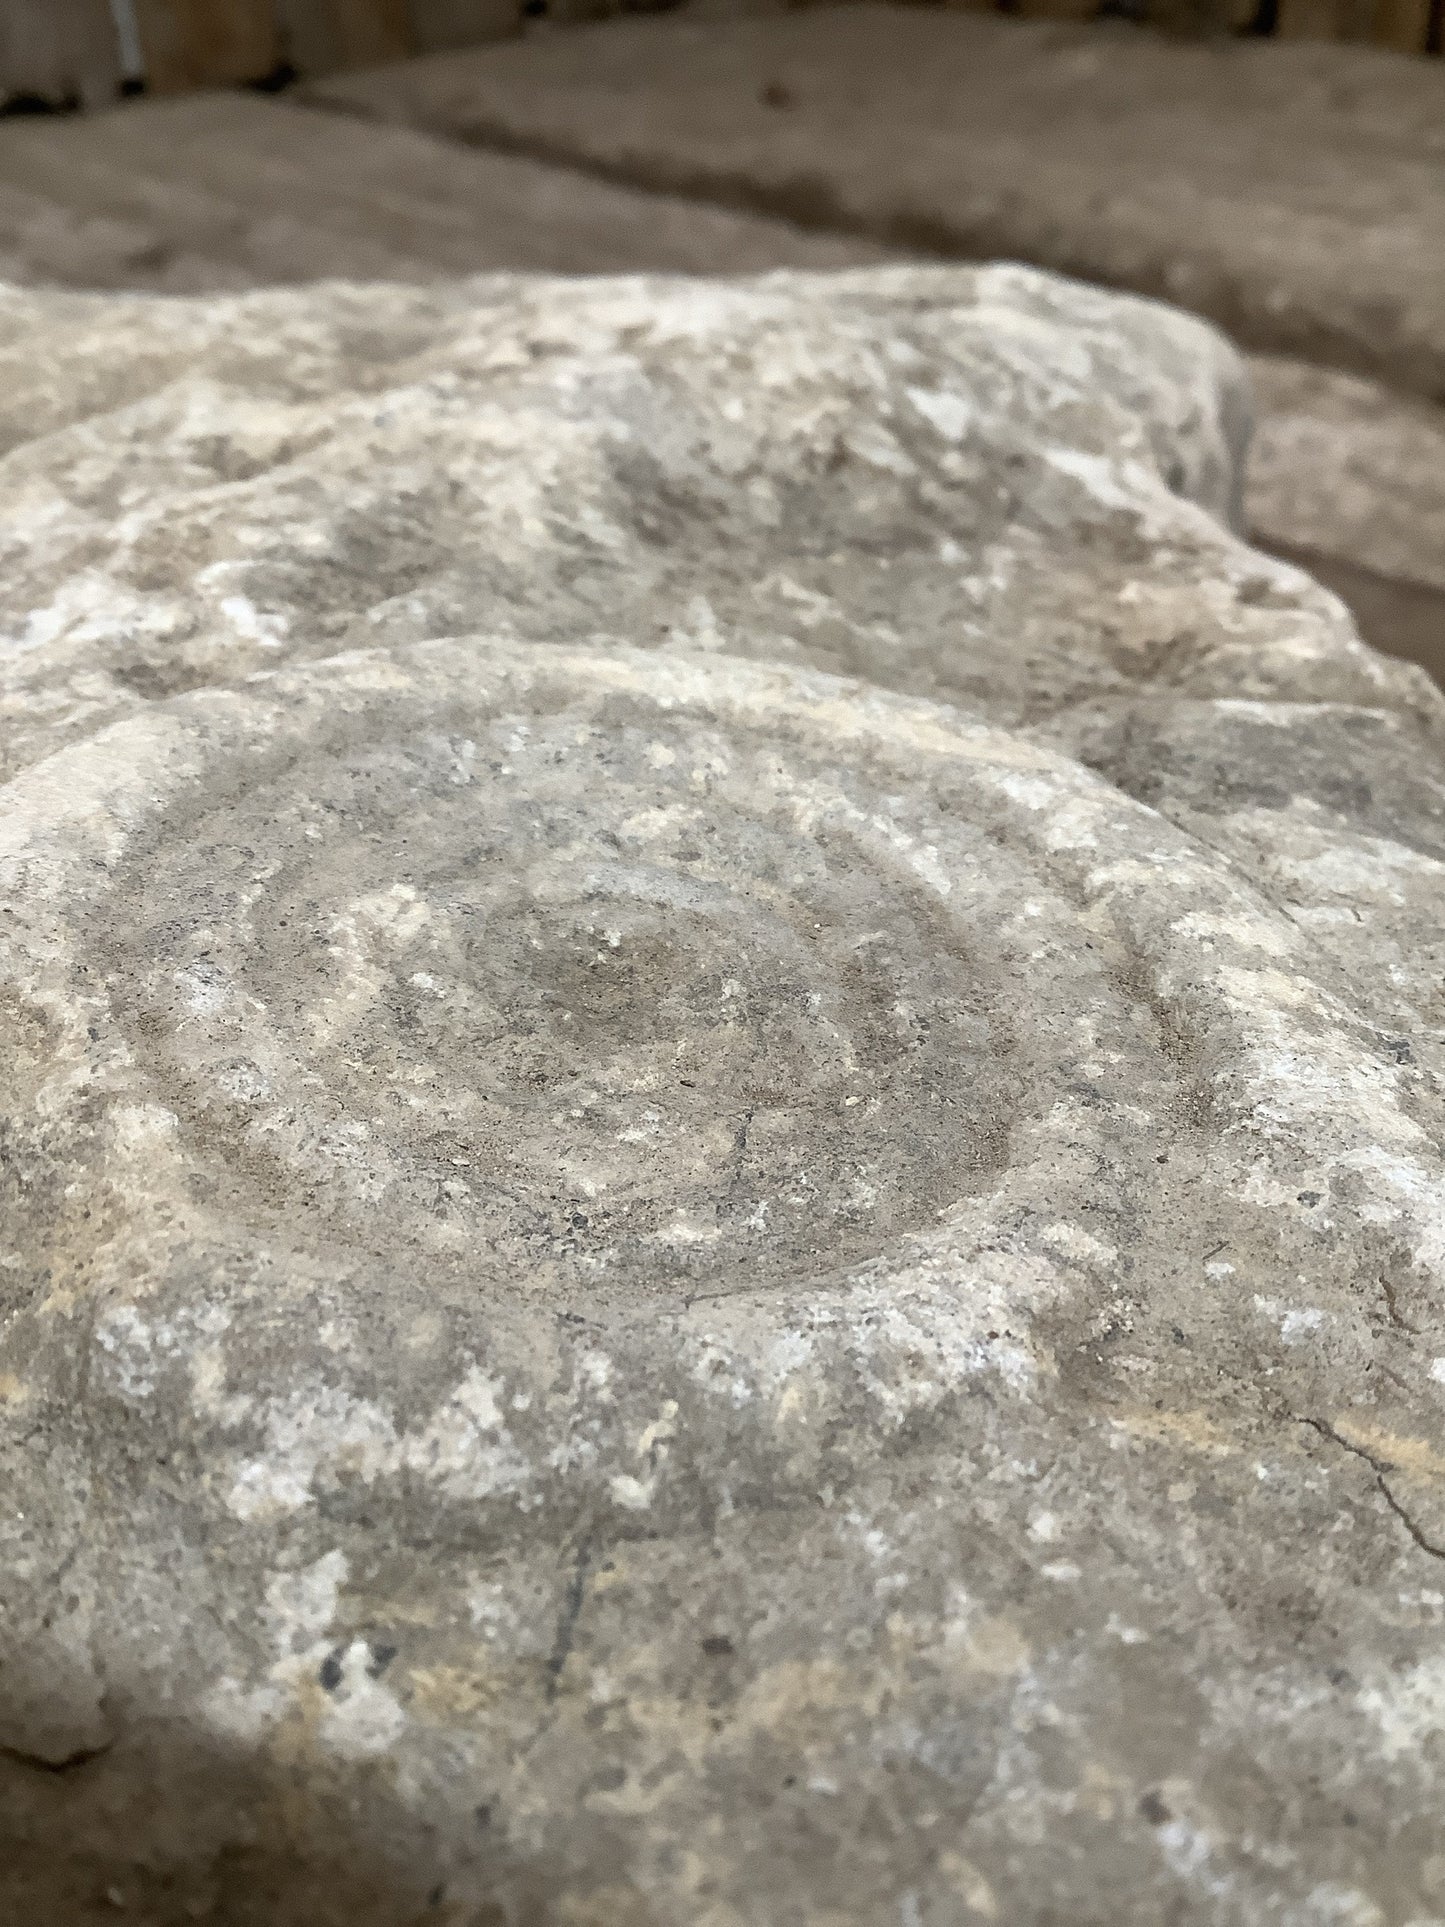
top-left (1246, 356), bottom-right (1445, 599)
top-left (0, 261), bottom-right (1351, 783)
top-left (1243, 356), bottom-right (1445, 688)
top-left (302, 7), bottom-right (1445, 401)
top-left (4, 265), bottom-right (1445, 1926)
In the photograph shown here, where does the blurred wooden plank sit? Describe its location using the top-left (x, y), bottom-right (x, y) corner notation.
top-left (1275, 0), bottom-right (1375, 35)
top-left (407, 0), bottom-right (521, 54)
top-left (276, 0), bottom-right (413, 72)
top-left (0, 0), bottom-right (121, 108)
top-left (132, 0), bottom-right (281, 91)
top-left (1273, 0), bottom-right (1338, 36)
top-left (1371, 0), bottom-right (1432, 48)
top-left (1007, 0), bottom-right (1099, 23)
top-left (1277, 0), bottom-right (1436, 37)
top-left (1156, 0), bottom-right (1261, 29)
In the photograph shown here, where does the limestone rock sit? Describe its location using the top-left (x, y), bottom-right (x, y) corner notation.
top-left (0, 89), bottom-right (882, 296)
top-left (4, 265), bottom-right (1445, 1922)
top-left (8, 66), bottom-right (1440, 702)
top-left (1247, 359), bottom-right (1445, 600)
top-left (2, 259), bottom-right (1408, 792)
top-left (302, 6), bottom-right (1445, 400)
top-left (1244, 355), bottom-right (1445, 686)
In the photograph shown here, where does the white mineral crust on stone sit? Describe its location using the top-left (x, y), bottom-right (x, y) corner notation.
top-left (2, 265), bottom-right (1444, 1923)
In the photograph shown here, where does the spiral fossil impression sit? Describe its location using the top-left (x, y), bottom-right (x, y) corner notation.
top-left (7, 641), bottom-right (1157, 1319)
top-left (83, 652), bottom-right (1018, 1297)
top-left (4, 267), bottom-right (1445, 1924)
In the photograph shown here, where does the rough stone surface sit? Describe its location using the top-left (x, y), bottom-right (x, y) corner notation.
top-left (4, 59), bottom-right (1439, 694)
top-left (304, 6), bottom-right (1445, 401)
top-left (1254, 541), bottom-right (1445, 694)
top-left (0, 260), bottom-right (1396, 789)
top-left (5, 265), bottom-right (1445, 1924)
top-left (1244, 360), bottom-right (1445, 693)
top-left (0, 88), bottom-right (883, 295)
top-left (1247, 358), bottom-right (1445, 594)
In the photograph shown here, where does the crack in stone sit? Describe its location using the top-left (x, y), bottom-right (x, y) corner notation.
top-left (1379, 1274), bottom-right (1423, 1338)
top-left (1296, 1414), bottom-right (1445, 1563)
top-left (0, 1738), bottom-right (113, 1775)
top-left (544, 1536), bottom-right (594, 1703)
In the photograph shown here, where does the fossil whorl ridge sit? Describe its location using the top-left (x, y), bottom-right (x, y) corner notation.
top-left (4, 638), bottom-right (1445, 1920)
top-left (4, 643), bottom-right (1165, 1325)
top-left (26, 649), bottom-right (1027, 1299)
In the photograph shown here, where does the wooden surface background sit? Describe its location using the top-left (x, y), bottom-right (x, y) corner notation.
top-left (0, 0), bottom-right (123, 106)
top-left (1, 0), bottom-right (1440, 111)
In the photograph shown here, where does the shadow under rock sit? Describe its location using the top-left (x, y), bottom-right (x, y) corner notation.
top-left (1258, 536), bottom-right (1445, 691)
top-left (0, 1718), bottom-right (557, 1927)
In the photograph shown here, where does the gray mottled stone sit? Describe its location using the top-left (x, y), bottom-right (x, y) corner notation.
top-left (1247, 355), bottom-right (1445, 598)
top-left (302, 6), bottom-right (1445, 400)
top-left (0, 89), bottom-right (883, 297)
top-left (4, 265), bottom-right (1445, 1925)
top-left (3, 260), bottom-right (1413, 790)
top-left (1242, 357), bottom-right (1445, 688)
